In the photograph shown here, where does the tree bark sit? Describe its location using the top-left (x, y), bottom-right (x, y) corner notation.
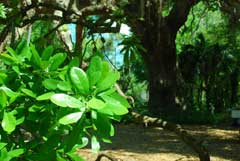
top-left (128, 0), bottom-right (198, 116)
top-left (145, 28), bottom-right (178, 115)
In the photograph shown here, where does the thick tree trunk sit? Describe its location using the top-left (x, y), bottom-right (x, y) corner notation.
top-left (127, 0), bottom-right (198, 116)
top-left (145, 30), bottom-right (178, 115)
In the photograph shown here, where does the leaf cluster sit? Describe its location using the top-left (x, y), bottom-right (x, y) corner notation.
top-left (0, 42), bottom-right (130, 160)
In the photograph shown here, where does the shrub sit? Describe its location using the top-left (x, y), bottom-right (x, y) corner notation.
top-left (0, 42), bottom-right (130, 160)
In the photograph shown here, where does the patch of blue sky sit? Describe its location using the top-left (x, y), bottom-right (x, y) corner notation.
top-left (68, 23), bottom-right (131, 67)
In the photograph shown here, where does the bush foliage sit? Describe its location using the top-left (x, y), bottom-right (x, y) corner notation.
top-left (0, 42), bottom-right (130, 160)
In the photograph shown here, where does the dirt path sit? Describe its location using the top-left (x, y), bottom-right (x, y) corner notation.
top-left (79, 124), bottom-right (240, 161)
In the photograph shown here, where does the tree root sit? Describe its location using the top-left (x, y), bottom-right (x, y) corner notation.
top-left (130, 111), bottom-right (210, 161)
top-left (95, 153), bottom-right (119, 161)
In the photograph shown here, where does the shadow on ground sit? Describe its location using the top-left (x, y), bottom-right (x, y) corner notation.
top-left (79, 124), bottom-right (240, 161)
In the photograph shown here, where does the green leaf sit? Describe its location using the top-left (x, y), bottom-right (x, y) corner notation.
top-left (0, 53), bottom-right (19, 65)
top-left (43, 79), bottom-right (59, 90)
top-left (91, 135), bottom-right (100, 153)
top-left (16, 117), bottom-right (25, 125)
top-left (87, 97), bottom-right (105, 110)
top-left (30, 44), bottom-right (41, 68)
top-left (6, 46), bottom-right (18, 60)
top-left (68, 57), bottom-right (80, 69)
top-left (97, 72), bottom-right (120, 92)
top-left (48, 53), bottom-right (67, 71)
top-left (0, 143), bottom-right (7, 150)
top-left (97, 88), bottom-right (116, 96)
top-left (92, 112), bottom-right (114, 138)
top-left (0, 148), bottom-right (9, 161)
top-left (57, 81), bottom-right (72, 92)
top-left (70, 67), bottom-right (89, 95)
top-left (36, 92), bottom-right (55, 101)
top-left (1, 111), bottom-right (17, 134)
top-left (18, 43), bottom-right (32, 61)
top-left (0, 90), bottom-right (8, 108)
top-left (86, 56), bottom-right (102, 87)
top-left (0, 72), bottom-right (7, 84)
top-left (0, 86), bottom-right (19, 104)
top-left (56, 152), bottom-right (66, 161)
top-left (99, 96), bottom-right (128, 115)
top-left (42, 45), bottom-right (54, 60)
top-left (98, 61), bottom-right (111, 82)
top-left (28, 104), bottom-right (44, 112)
top-left (50, 94), bottom-right (84, 108)
top-left (0, 86), bottom-right (18, 97)
top-left (59, 112), bottom-right (84, 125)
top-left (111, 92), bottom-right (131, 108)
top-left (8, 149), bottom-right (24, 158)
top-left (21, 88), bottom-right (36, 98)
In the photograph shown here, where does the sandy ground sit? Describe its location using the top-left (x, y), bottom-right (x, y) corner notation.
top-left (78, 124), bottom-right (240, 161)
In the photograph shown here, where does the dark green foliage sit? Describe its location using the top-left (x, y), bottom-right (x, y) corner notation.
top-left (178, 34), bottom-right (239, 122)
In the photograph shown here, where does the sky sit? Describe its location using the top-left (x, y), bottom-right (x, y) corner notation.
top-left (68, 24), bottom-right (131, 67)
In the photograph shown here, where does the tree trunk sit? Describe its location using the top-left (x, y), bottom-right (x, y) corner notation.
top-left (127, 0), bottom-right (198, 116)
top-left (145, 29), bottom-right (178, 115)
top-left (230, 69), bottom-right (238, 106)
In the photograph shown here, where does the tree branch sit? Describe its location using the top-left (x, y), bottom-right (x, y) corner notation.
top-left (166, 0), bottom-right (199, 33)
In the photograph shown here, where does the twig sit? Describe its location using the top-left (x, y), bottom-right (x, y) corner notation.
top-left (95, 153), bottom-right (118, 161)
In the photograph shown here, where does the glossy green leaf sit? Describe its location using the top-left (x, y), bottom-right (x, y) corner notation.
top-left (91, 135), bottom-right (100, 153)
top-left (43, 79), bottom-right (59, 90)
top-left (16, 117), bottom-right (25, 125)
top-left (87, 97), bottom-right (105, 110)
top-left (57, 81), bottom-right (72, 92)
top-left (111, 92), bottom-right (131, 108)
top-left (0, 143), bottom-right (7, 150)
top-left (42, 45), bottom-right (54, 60)
top-left (97, 88), bottom-right (116, 96)
top-left (70, 67), bottom-right (89, 95)
top-left (50, 94), bottom-right (84, 108)
top-left (92, 112), bottom-right (114, 138)
top-left (98, 61), bottom-right (111, 82)
top-left (30, 44), bottom-right (41, 68)
top-left (59, 112), bottom-right (84, 125)
top-left (0, 73), bottom-right (7, 84)
top-left (8, 149), bottom-right (24, 158)
top-left (36, 92), bottom-right (55, 101)
top-left (48, 53), bottom-right (67, 71)
top-left (1, 111), bottom-right (17, 134)
top-left (68, 57), bottom-right (80, 69)
top-left (56, 152), bottom-right (66, 161)
top-left (0, 86), bottom-right (18, 98)
top-left (86, 56), bottom-right (102, 87)
top-left (6, 46), bottom-right (18, 60)
top-left (0, 53), bottom-right (18, 65)
top-left (97, 72), bottom-right (120, 92)
top-left (21, 88), bottom-right (36, 98)
top-left (0, 90), bottom-right (8, 108)
top-left (28, 104), bottom-right (44, 112)
top-left (0, 148), bottom-right (9, 161)
top-left (99, 96), bottom-right (128, 115)
top-left (18, 43), bottom-right (32, 61)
